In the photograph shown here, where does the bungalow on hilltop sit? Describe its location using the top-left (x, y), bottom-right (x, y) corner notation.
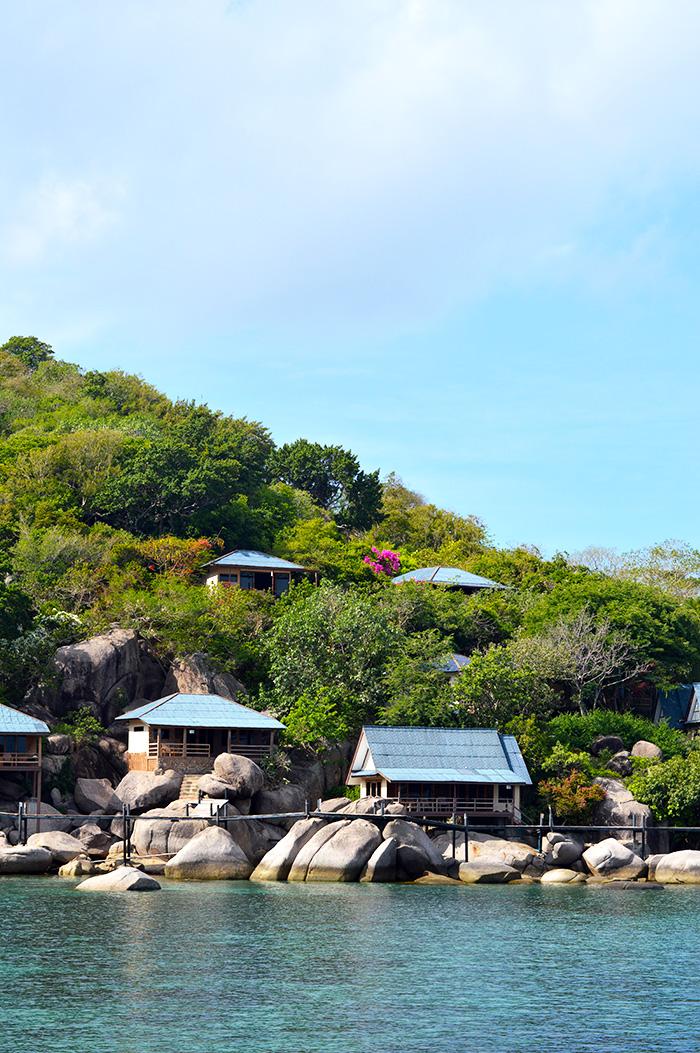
top-left (202, 549), bottom-right (316, 597)
top-left (392, 566), bottom-right (509, 593)
top-left (346, 726), bottom-right (531, 822)
top-left (117, 693), bottom-right (285, 774)
top-left (0, 703), bottom-right (50, 800)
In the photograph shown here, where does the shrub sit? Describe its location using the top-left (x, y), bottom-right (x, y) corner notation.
top-left (546, 711), bottom-right (690, 759)
top-left (538, 771), bottom-right (606, 823)
top-left (629, 752), bottom-right (700, 824)
top-left (52, 707), bottom-right (106, 748)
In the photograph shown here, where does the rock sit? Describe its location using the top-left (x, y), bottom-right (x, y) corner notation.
top-left (251, 785), bottom-right (308, 819)
top-left (42, 629), bottom-right (145, 726)
top-left (319, 798), bottom-right (351, 813)
top-left (458, 861), bottom-right (520, 884)
top-left (646, 853), bottom-right (665, 881)
top-left (540, 868), bottom-right (587, 884)
top-left (108, 770), bottom-right (183, 814)
top-left (360, 838), bottom-right (397, 883)
top-left (607, 751), bottom-right (633, 777)
top-left (590, 778), bottom-right (652, 842)
top-left (164, 826), bottom-right (253, 880)
top-left (412, 873), bottom-right (462, 885)
top-left (583, 837), bottom-right (647, 880)
top-left (58, 856), bottom-right (98, 877)
top-left (469, 834), bottom-right (543, 871)
top-left (543, 832), bottom-right (585, 867)
top-left (73, 738), bottom-right (128, 784)
top-left (654, 850), bottom-right (700, 884)
top-left (74, 778), bottom-right (114, 814)
top-left (27, 830), bottom-right (85, 864)
top-left (75, 823), bottom-right (118, 857)
top-left (590, 735), bottom-right (625, 756)
top-left (0, 845), bottom-right (52, 873)
top-left (76, 865), bottom-right (161, 891)
top-left (0, 775), bottom-right (22, 802)
top-left (288, 821), bottom-right (349, 882)
top-left (128, 806), bottom-right (210, 857)
top-left (198, 774), bottom-right (238, 801)
top-left (382, 820), bottom-right (448, 878)
top-left (42, 755), bottom-right (65, 778)
top-left (339, 797), bottom-right (407, 817)
top-left (284, 751), bottom-right (326, 805)
top-left (47, 733), bottom-right (71, 755)
top-left (213, 754), bottom-right (265, 798)
top-left (162, 653), bottom-right (246, 700)
top-left (23, 802), bottom-right (73, 836)
top-left (631, 740), bottom-right (663, 760)
top-left (305, 819), bottom-right (382, 882)
top-left (250, 818), bottom-right (328, 881)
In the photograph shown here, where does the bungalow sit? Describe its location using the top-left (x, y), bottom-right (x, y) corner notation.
top-left (117, 693), bottom-right (285, 774)
top-left (202, 549), bottom-right (315, 597)
top-left (0, 703), bottom-right (50, 800)
top-left (392, 566), bottom-right (509, 593)
top-left (654, 683), bottom-right (700, 733)
top-left (346, 725), bottom-right (531, 822)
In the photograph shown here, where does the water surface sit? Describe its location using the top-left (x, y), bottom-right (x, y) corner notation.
top-left (1, 877), bottom-right (699, 1053)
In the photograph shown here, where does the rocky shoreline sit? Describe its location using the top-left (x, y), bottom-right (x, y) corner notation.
top-left (0, 751), bottom-right (698, 892)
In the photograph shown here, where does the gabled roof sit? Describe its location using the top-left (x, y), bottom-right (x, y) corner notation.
top-left (656, 684), bottom-right (700, 728)
top-left (205, 549), bottom-right (306, 571)
top-left (392, 567), bottom-right (508, 589)
top-left (439, 654), bottom-right (471, 674)
top-left (116, 693), bottom-right (285, 730)
top-left (349, 726), bottom-right (531, 785)
top-left (0, 703), bottom-right (50, 735)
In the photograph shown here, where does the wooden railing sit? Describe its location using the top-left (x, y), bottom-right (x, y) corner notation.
top-left (0, 753), bottom-right (40, 768)
top-left (391, 796), bottom-right (516, 817)
top-left (147, 743), bottom-right (211, 758)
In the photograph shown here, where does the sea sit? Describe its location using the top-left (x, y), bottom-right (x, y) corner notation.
top-left (1, 876), bottom-right (699, 1053)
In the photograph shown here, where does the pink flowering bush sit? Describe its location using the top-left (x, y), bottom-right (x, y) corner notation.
top-left (364, 547), bottom-right (401, 576)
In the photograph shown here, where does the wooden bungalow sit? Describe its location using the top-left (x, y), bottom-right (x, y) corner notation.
top-left (0, 703), bottom-right (50, 801)
top-left (346, 726), bottom-right (532, 822)
top-left (116, 693), bottom-right (285, 774)
top-left (391, 566), bottom-right (509, 594)
top-left (202, 549), bottom-right (315, 597)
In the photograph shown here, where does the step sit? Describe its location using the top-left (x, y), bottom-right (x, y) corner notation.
top-left (179, 773), bottom-right (211, 800)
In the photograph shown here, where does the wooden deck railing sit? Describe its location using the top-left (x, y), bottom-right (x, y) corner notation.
top-left (390, 796), bottom-right (517, 818)
top-left (0, 753), bottom-right (40, 768)
top-left (147, 743), bottom-right (211, 758)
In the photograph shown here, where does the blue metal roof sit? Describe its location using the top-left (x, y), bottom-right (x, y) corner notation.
top-left (392, 567), bottom-right (508, 589)
top-left (0, 703), bottom-right (50, 735)
top-left (656, 685), bottom-right (692, 729)
top-left (116, 693), bottom-right (285, 730)
top-left (439, 654), bottom-right (471, 674)
top-left (351, 726), bottom-right (531, 785)
top-left (206, 549), bottom-right (306, 571)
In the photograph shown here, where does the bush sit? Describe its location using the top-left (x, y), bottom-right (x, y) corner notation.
top-left (52, 708), bottom-right (106, 748)
top-left (538, 771), bottom-right (606, 823)
top-left (629, 752), bottom-right (700, 824)
top-left (546, 711), bottom-right (690, 759)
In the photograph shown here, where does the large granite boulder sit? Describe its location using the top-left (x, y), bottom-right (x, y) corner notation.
top-left (382, 820), bottom-right (448, 878)
top-left (47, 734), bottom-right (71, 755)
top-left (74, 778), bottom-right (114, 814)
top-left (540, 868), bottom-right (587, 884)
top-left (0, 845), bottom-right (52, 873)
top-left (339, 796), bottom-right (407, 817)
top-left (76, 865), bottom-right (161, 891)
top-left (288, 821), bottom-right (349, 882)
top-left (213, 754), bottom-right (265, 799)
top-left (250, 818), bottom-right (327, 881)
top-left (631, 740), bottom-right (663, 760)
top-left (654, 851), bottom-right (700, 884)
top-left (164, 826), bottom-right (253, 880)
top-left (543, 832), bottom-right (585, 867)
top-left (607, 751), bottom-right (633, 777)
top-left (128, 805), bottom-right (210, 857)
top-left (582, 837), bottom-right (647, 880)
top-left (433, 830), bottom-right (468, 862)
top-left (360, 838), bottom-right (397, 883)
top-left (58, 856), bottom-right (97, 877)
top-left (251, 785), bottom-right (307, 818)
top-left (27, 830), bottom-right (84, 864)
top-left (43, 629), bottom-right (143, 726)
top-left (108, 770), bottom-right (183, 814)
top-left (72, 738), bottom-right (128, 784)
top-left (458, 861), bottom-right (520, 884)
top-left (162, 654), bottom-right (245, 700)
top-left (590, 778), bottom-right (652, 839)
top-left (468, 833), bottom-right (542, 872)
top-left (198, 774), bottom-right (238, 801)
top-left (23, 802), bottom-right (73, 836)
top-left (590, 735), bottom-right (625, 756)
top-left (305, 819), bottom-right (382, 882)
top-left (75, 822), bottom-right (117, 857)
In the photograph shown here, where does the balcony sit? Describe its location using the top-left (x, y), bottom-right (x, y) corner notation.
top-left (389, 796), bottom-right (517, 819)
top-left (0, 752), bottom-right (41, 769)
top-left (146, 742), bottom-right (271, 762)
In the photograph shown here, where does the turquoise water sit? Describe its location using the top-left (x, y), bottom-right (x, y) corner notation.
top-left (2, 877), bottom-right (700, 1053)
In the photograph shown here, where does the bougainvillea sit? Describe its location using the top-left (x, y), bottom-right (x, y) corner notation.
top-left (364, 547), bottom-right (401, 576)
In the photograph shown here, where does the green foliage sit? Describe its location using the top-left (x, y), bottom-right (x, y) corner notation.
top-left (280, 687), bottom-right (351, 748)
top-left (381, 629), bottom-right (458, 728)
top-left (629, 752), bottom-right (700, 823)
top-left (449, 645), bottom-right (558, 730)
top-left (370, 473), bottom-right (486, 560)
top-left (0, 336), bottom-right (54, 372)
top-left (52, 708), bottom-right (106, 748)
top-left (546, 711), bottom-right (690, 759)
top-left (0, 609), bottom-right (81, 706)
top-left (269, 439), bottom-right (383, 532)
top-left (503, 715), bottom-right (552, 781)
top-left (538, 771), bottom-right (606, 823)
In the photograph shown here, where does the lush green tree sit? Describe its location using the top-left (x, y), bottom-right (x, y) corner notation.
top-left (449, 645), bottom-right (557, 729)
top-left (381, 629), bottom-right (459, 727)
top-left (269, 439), bottom-right (382, 532)
top-left (0, 336), bottom-right (54, 372)
top-left (371, 473), bottom-right (485, 559)
top-left (629, 752), bottom-right (700, 824)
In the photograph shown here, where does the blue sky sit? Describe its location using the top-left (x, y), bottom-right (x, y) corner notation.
top-left (2, 0), bottom-right (699, 554)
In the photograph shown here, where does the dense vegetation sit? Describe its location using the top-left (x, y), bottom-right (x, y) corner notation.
top-left (3, 336), bottom-right (700, 822)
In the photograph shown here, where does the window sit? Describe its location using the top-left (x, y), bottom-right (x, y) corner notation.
top-left (133, 725), bottom-right (144, 733)
top-left (275, 573), bottom-right (290, 597)
top-left (240, 572), bottom-right (254, 590)
top-left (220, 573), bottom-right (230, 582)
top-left (0, 735), bottom-right (26, 753)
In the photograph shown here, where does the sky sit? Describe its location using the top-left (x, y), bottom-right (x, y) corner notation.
top-left (1, 0), bottom-right (700, 555)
